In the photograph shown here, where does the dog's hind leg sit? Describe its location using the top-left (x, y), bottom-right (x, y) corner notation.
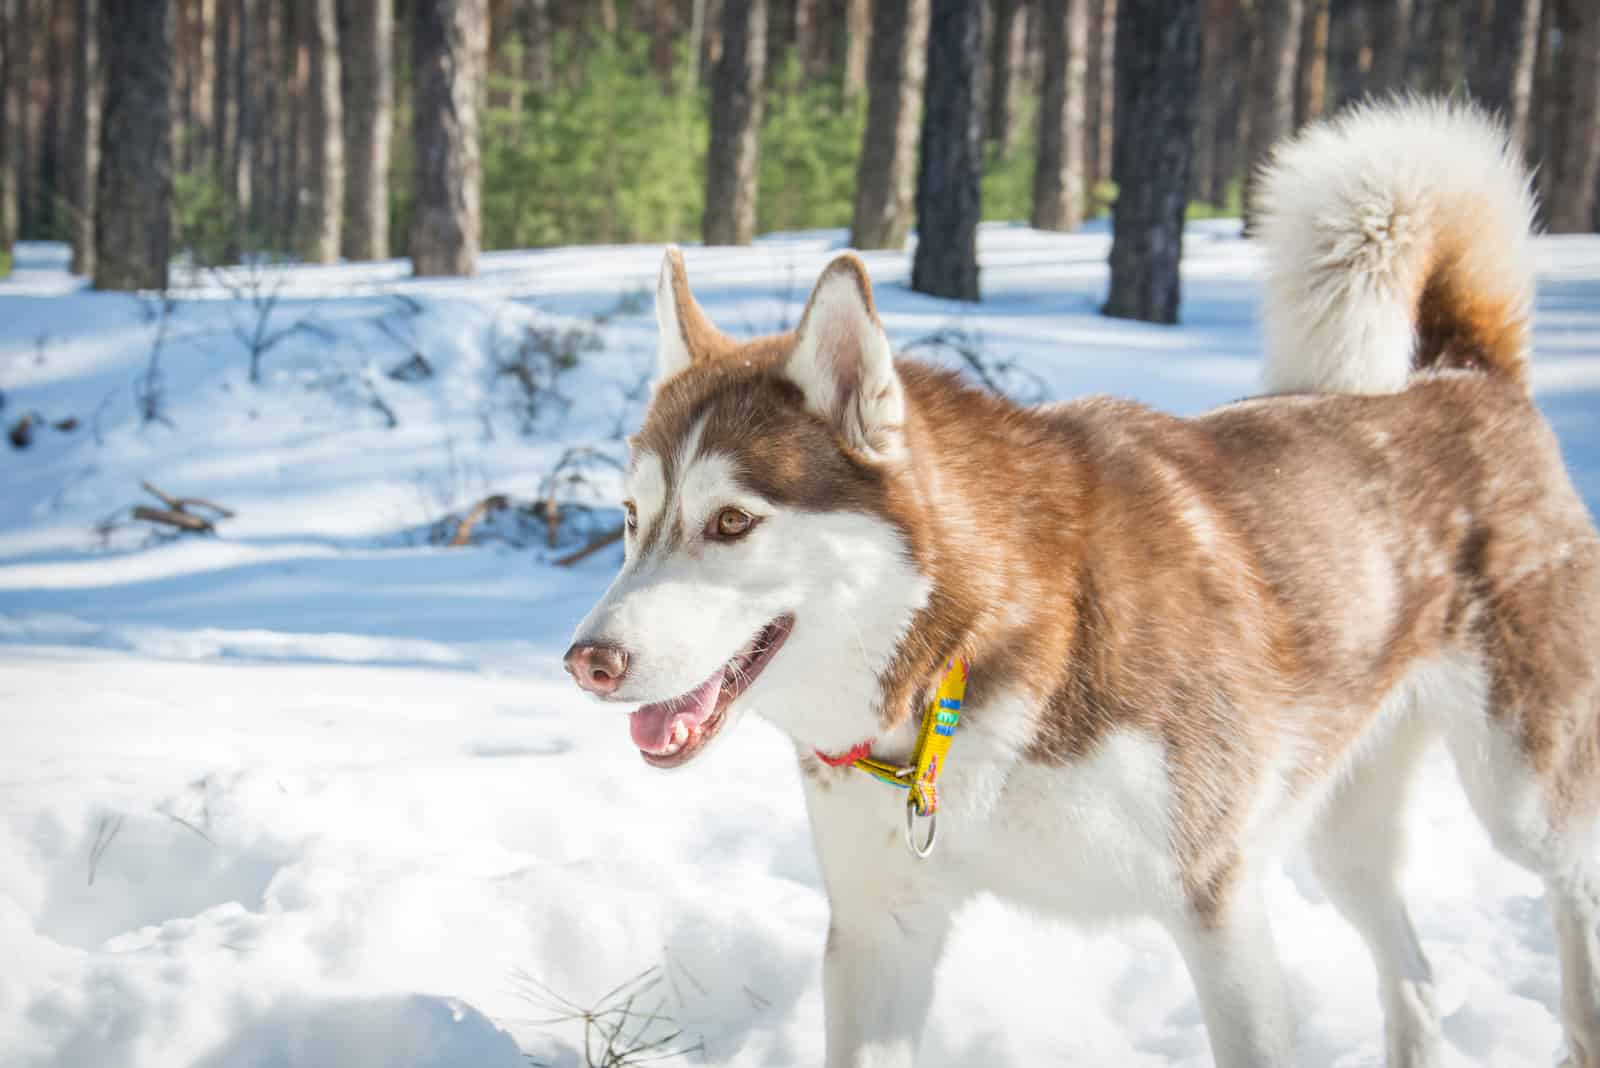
top-left (1169, 875), bottom-right (1295, 1068)
top-left (1307, 712), bottom-right (1443, 1068)
top-left (1440, 553), bottom-right (1600, 1067)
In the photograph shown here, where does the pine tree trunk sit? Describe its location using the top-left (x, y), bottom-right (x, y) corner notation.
top-left (1475, 0), bottom-right (1541, 152)
top-left (1428, 0), bottom-right (1463, 90)
top-left (0, 0), bottom-right (12, 271)
top-left (522, 0), bottom-right (553, 90)
top-left (1330, 0), bottom-right (1369, 108)
top-left (1193, 0), bottom-right (1225, 208)
top-left (843, 0), bottom-right (870, 94)
top-left (649, 0), bottom-right (675, 86)
top-left (1369, 0), bottom-right (1412, 92)
top-left (793, 0), bottom-right (823, 79)
top-left (1210, 3), bottom-right (1248, 206)
top-left (1083, 0), bottom-right (1115, 188)
top-left (988, 0), bottom-right (1026, 154)
top-left (1546, 0), bottom-right (1600, 233)
top-left (703, 0), bottom-right (766, 245)
top-left (911, 0), bottom-right (983, 301)
top-left (67, 0), bottom-right (98, 275)
top-left (1104, 0), bottom-right (1200, 323)
top-left (1241, 0), bottom-right (1302, 233)
top-left (263, 0), bottom-right (285, 241)
top-left (191, 0), bottom-right (216, 170)
top-left (42, 0), bottom-right (68, 240)
top-left (226, 0), bottom-right (258, 260)
top-left (95, 0), bottom-right (173, 290)
top-left (1032, 0), bottom-right (1086, 230)
top-left (340, 0), bottom-right (391, 260)
top-left (411, 0), bottom-right (485, 275)
top-left (851, 0), bottom-right (929, 248)
top-left (1530, 0), bottom-right (1556, 221)
top-left (1294, 0), bottom-right (1328, 127)
top-left (300, 0), bottom-right (341, 262)
top-left (215, 0), bottom-right (234, 205)
top-left (12, 0), bottom-right (33, 240)
top-left (280, 3), bottom-right (306, 246)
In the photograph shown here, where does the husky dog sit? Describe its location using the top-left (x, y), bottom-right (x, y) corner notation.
top-left (565, 100), bottom-right (1600, 1067)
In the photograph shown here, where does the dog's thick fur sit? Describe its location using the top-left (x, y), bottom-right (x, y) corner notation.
top-left (567, 100), bottom-right (1600, 1067)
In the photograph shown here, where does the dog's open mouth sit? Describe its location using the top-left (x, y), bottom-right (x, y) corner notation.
top-left (629, 615), bottom-right (794, 768)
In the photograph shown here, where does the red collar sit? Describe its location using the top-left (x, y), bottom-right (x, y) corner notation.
top-left (814, 739), bottom-right (875, 767)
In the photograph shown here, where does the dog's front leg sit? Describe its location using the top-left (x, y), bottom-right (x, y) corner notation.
top-left (823, 892), bottom-right (952, 1068)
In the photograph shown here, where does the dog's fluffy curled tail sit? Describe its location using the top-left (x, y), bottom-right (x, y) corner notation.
top-left (1256, 98), bottom-right (1537, 395)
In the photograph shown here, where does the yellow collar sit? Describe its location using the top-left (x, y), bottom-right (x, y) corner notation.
top-left (814, 656), bottom-right (968, 857)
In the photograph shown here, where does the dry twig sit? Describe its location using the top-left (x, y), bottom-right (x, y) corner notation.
top-left (449, 494), bottom-right (510, 547)
top-left (554, 525), bottom-right (625, 567)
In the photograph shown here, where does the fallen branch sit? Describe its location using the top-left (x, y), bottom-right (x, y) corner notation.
top-left (554, 525), bottom-right (625, 567)
top-left (449, 494), bottom-right (510, 547)
top-left (141, 480), bottom-right (236, 518)
top-left (132, 505), bottom-right (214, 534)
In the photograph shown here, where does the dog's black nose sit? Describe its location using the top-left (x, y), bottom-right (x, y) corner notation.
top-left (564, 641), bottom-right (629, 696)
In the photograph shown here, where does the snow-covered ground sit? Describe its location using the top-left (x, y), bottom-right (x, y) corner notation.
top-left (3, 223), bottom-right (1599, 1067)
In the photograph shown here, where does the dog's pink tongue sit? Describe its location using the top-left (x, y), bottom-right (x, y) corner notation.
top-left (629, 674), bottom-right (722, 753)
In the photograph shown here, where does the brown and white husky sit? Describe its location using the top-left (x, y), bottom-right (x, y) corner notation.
top-left (564, 100), bottom-right (1600, 1067)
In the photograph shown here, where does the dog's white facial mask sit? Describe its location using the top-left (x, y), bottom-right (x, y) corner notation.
top-left (565, 251), bottom-right (928, 767)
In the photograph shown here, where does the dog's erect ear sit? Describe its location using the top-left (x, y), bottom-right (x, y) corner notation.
top-left (786, 254), bottom-right (905, 461)
top-left (655, 246), bottom-right (728, 385)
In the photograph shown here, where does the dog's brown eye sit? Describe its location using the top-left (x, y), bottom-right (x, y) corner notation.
top-left (624, 502), bottom-right (638, 532)
top-left (709, 507), bottom-right (755, 540)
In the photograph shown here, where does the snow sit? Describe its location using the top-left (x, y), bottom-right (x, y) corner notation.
top-left (2, 222), bottom-right (1599, 1067)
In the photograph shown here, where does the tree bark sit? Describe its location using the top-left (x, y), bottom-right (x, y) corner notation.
top-left (214, 0), bottom-right (234, 205)
top-left (340, 0), bottom-right (392, 260)
top-left (703, 0), bottom-right (766, 245)
top-left (988, 0), bottom-right (1027, 154)
top-left (1193, 0), bottom-right (1225, 208)
top-left (522, 0), bottom-right (553, 90)
top-left (1104, 0), bottom-right (1200, 323)
top-left (850, 0), bottom-right (929, 248)
top-left (1545, 0), bottom-right (1600, 233)
top-left (1427, 0), bottom-right (1464, 91)
top-left (300, 0), bottom-right (341, 262)
top-left (1241, 0), bottom-right (1302, 233)
top-left (1083, 0), bottom-right (1115, 187)
top-left (0, 0), bottom-right (14, 268)
top-left (411, 0), bottom-right (485, 275)
top-left (1210, 1), bottom-right (1249, 206)
top-left (67, 0), bottom-right (99, 275)
top-left (1032, 0), bottom-right (1086, 230)
top-left (911, 0), bottom-right (983, 301)
top-left (11, 0), bottom-right (33, 241)
top-left (1330, 0), bottom-right (1370, 109)
top-left (1475, 0), bottom-right (1541, 153)
top-left (42, 0), bottom-right (69, 239)
top-left (95, 0), bottom-right (173, 291)
top-left (190, 0), bottom-right (216, 171)
top-left (793, 0), bottom-right (824, 79)
top-left (1368, 0), bottom-right (1412, 92)
top-left (1294, 0), bottom-right (1328, 127)
top-left (226, 0), bottom-right (258, 258)
top-left (843, 0), bottom-right (870, 94)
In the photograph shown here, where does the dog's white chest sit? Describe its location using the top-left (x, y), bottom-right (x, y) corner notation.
top-left (804, 729), bottom-right (1185, 922)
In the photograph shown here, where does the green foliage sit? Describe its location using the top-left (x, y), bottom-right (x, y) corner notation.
top-left (172, 169), bottom-right (235, 266)
top-left (757, 59), bottom-right (866, 234)
top-left (482, 34), bottom-right (706, 249)
top-left (0, 246), bottom-right (10, 279)
top-left (981, 96), bottom-right (1040, 224)
top-left (1185, 179), bottom-right (1244, 221)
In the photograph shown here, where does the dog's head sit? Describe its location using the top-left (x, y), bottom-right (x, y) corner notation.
top-left (564, 249), bottom-right (930, 768)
